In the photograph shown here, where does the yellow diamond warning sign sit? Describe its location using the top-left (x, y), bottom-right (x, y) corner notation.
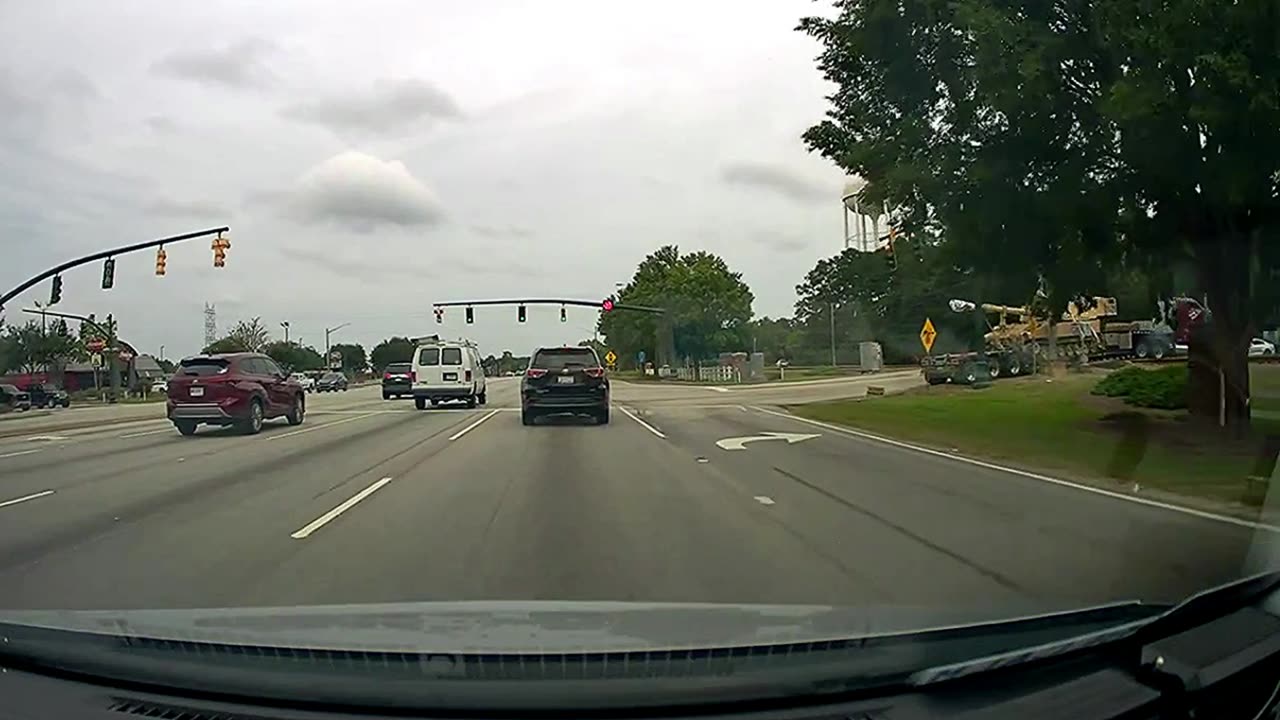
top-left (604, 350), bottom-right (617, 367)
top-left (920, 318), bottom-right (937, 354)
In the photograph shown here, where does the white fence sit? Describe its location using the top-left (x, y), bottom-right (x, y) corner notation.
top-left (675, 365), bottom-right (741, 383)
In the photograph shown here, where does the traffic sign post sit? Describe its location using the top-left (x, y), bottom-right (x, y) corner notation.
top-left (920, 318), bottom-right (937, 354)
top-left (604, 350), bottom-right (617, 368)
top-left (329, 351), bottom-right (343, 370)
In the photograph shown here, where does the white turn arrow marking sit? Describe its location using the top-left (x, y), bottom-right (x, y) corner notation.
top-left (715, 432), bottom-right (821, 451)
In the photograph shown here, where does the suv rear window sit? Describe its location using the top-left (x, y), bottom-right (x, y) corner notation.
top-left (532, 348), bottom-right (598, 369)
top-left (417, 347), bottom-right (440, 366)
top-left (441, 347), bottom-right (463, 365)
top-left (180, 359), bottom-right (230, 376)
top-left (385, 363), bottom-right (411, 373)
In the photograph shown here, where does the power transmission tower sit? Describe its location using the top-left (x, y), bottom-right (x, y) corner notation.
top-left (204, 303), bottom-right (217, 347)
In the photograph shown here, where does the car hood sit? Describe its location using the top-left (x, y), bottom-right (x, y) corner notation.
top-left (0, 599), bottom-right (1142, 653)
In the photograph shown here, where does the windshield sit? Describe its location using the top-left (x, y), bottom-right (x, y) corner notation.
top-left (1, 1), bottom-right (1277, 709)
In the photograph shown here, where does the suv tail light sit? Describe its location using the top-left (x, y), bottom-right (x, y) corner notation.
top-left (383, 372), bottom-right (392, 380)
top-left (584, 367), bottom-right (605, 378)
top-left (526, 368), bottom-right (548, 378)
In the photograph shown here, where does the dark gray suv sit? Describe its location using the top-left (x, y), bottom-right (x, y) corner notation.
top-left (520, 347), bottom-right (610, 425)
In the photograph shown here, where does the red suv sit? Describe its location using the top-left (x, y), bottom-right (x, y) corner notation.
top-left (166, 353), bottom-right (305, 436)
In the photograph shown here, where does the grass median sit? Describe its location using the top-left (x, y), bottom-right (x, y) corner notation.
top-left (789, 366), bottom-right (1280, 512)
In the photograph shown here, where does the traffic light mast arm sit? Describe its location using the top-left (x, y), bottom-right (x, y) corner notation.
top-left (433, 298), bottom-right (666, 314)
top-left (0, 226), bottom-right (229, 311)
top-left (20, 307), bottom-right (113, 339)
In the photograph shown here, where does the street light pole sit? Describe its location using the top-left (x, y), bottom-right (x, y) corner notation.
top-left (324, 322), bottom-right (350, 357)
top-left (281, 321), bottom-right (290, 343)
top-left (830, 302), bottom-right (837, 367)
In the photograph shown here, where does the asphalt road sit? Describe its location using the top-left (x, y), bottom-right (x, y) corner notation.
top-left (0, 375), bottom-right (1269, 613)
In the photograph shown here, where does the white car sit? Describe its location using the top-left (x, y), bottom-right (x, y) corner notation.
top-left (410, 338), bottom-right (487, 409)
top-left (1249, 338), bottom-right (1275, 356)
top-left (290, 373), bottom-right (316, 391)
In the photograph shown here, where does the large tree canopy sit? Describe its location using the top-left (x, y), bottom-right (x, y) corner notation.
top-left (599, 246), bottom-right (754, 366)
top-left (800, 0), bottom-right (1280, 425)
top-left (369, 337), bottom-right (416, 372)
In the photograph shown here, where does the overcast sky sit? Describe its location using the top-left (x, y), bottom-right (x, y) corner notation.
top-left (0, 0), bottom-right (849, 360)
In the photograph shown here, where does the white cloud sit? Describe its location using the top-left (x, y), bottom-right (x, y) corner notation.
top-left (282, 150), bottom-right (444, 230)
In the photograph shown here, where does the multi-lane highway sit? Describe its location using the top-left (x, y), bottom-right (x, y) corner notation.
top-left (0, 374), bottom-right (1268, 612)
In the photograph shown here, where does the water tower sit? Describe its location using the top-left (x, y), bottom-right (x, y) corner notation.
top-left (841, 177), bottom-right (884, 252)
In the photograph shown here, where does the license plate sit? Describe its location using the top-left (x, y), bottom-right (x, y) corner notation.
top-left (557, 376), bottom-right (575, 384)
top-left (443, 373), bottom-right (458, 381)
top-left (189, 386), bottom-right (204, 397)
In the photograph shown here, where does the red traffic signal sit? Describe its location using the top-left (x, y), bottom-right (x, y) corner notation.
top-left (602, 298), bottom-right (614, 312)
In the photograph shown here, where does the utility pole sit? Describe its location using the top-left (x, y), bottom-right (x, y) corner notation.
top-left (830, 302), bottom-right (837, 367)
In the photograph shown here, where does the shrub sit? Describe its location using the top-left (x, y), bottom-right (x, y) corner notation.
top-left (1093, 366), bottom-right (1150, 397)
top-left (1093, 365), bottom-right (1187, 409)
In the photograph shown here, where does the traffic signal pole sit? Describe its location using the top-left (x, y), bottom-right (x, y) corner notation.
top-left (0, 226), bottom-right (229, 312)
top-left (21, 307), bottom-right (121, 402)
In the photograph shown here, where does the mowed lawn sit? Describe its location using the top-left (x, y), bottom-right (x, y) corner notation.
top-left (791, 365), bottom-right (1280, 510)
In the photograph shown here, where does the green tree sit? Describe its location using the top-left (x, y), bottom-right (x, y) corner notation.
top-left (369, 337), bottom-right (416, 371)
top-left (799, 0), bottom-right (1280, 426)
top-left (329, 343), bottom-right (367, 374)
top-left (226, 317), bottom-right (270, 352)
top-left (263, 341), bottom-right (325, 373)
top-left (204, 336), bottom-right (248, 353)
top-left (599, 246), bottom-right (754, 366)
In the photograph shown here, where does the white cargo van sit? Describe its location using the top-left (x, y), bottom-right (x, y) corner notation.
top-left (410, 338), bottom-right (487, 409)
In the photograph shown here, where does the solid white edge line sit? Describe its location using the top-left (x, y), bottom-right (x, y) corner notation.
top-left (750, 405), bottom-right (1280, 534)
top-left (0, 449), bottom-right (44, 459)
top-left (448, 409), bottom-right (501, 441)
top-left (0, 490), bottom-right (54, 509)
top-left (290, 477), bottom-right (393, 539)
top-left (619, 406), bottom-right (666, 438)
top-left (266, 413), bottom-right (379, 441)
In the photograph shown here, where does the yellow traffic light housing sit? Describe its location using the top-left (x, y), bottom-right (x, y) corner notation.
top-left (212, 232), bottom-right (230, 267)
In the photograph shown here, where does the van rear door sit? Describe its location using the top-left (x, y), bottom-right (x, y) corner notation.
top-left (414, 346), bottom-right (442, 387)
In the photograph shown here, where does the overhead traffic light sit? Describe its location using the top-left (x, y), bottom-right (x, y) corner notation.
top-left (560, 305), bottom-right (567, 322)
top-left (101, 258), bottom-right (115, 290)
top-left (466, 306), bottom-right (474, 324)
top-left (434, 306), bottom-right (444, 324)
top-left (50, 275), bottom-right (63, 306)
top-left (518, 304), bottom-right (527, 323)
top-left (212, 233), bottom-right (230, 267)
top-left (602, 297), bottom-right (614, 312)
top-left (155, 246), bottom-right (167, 276)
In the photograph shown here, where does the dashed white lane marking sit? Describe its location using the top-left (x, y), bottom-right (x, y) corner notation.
top-left (750, 406), bottom-right (1280, 534)
top-left (754, 495), bottom-right (776, 506)
top-left (120, 428), bottom-right (174, 439)
top-left (265, 413), bottom-right (379, 442)
top-left (618, 406), bottom-right (666, 438)
top-left (26, 435), bottom-right (68, 442)
top-left (448, 409), bottom-right (501, 441)
top-left (291, 477), bottom-right (393, 539)
top-left (0, 449), bottom-right (43, 459)
top-left (706, 387), bottom-right (731, 393)
top-left (0, 490), bottom-right (54, 509)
